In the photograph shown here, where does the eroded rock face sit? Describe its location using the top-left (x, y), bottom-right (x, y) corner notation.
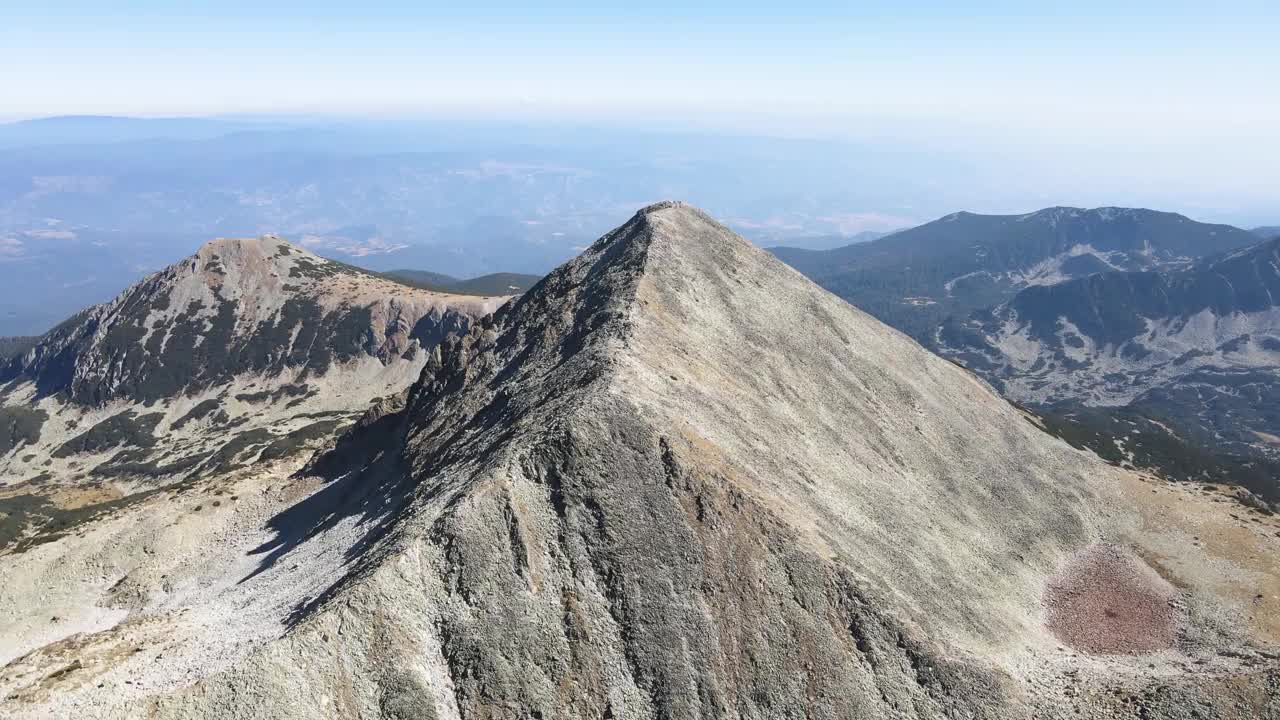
top-left (3, 205), bottom-right (1279, 719)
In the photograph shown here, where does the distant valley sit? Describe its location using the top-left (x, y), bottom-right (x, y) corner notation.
top-left (0, 116), bottom-right (943, 335)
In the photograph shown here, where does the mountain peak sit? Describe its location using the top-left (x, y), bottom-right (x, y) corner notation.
top-left (634, 198), bottom-right (694, 216)
top-left (6, 204), bottom-right (1278, 718)
top-left (195, 233), bottom-right (288, 256)
top-left (478, 201), bottom-right (760, 338)
top-left (610, 200), bottom-right (771, 281)
top-left (0, 233), bottom-right (509, 504)
top-left (598, 200), bottom-right (737, 255)
top-left (304, 203), bottom-right (1279, 717)
top-left (400, 200), bottom-right (1120, 659)
top-left (2, 233), bottom-right (506, 406)
top-left (188, 234), bottom-right (333, 283)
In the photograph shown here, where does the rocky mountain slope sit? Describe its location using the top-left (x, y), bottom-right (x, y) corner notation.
top-left (3, 203), bottom-right (1277, 719)
top-left (0, 235), bottom-right (507, 550)
top-left (773, 206), bottom-right (1260, 342)
top-left (939, 237), bottom-right (1280, 484)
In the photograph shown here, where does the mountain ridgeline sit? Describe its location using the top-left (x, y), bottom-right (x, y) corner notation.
top-left (384, 269), bottom-right (543, 296)
top-left (1, 237), bottom-right (494, 406)
top-left (944, 237), bottom-right (1280, 373)
top-left (1, 204), bottom-right (1278, 720)
top-left (773, 206), bottom-right (1261, 342)
top-left (0, 236), bottom-right (508, 546)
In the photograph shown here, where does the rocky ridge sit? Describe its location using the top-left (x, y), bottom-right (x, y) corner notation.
top-left (1, 204), bottom-right (1278, 718)
top-left (0, 235), bottom-right (507, 551)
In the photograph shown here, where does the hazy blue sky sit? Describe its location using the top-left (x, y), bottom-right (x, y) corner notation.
top-left (3, 2), bottom-right (1278, 215)
top-left (5, 2), bottom-right (1276, 130)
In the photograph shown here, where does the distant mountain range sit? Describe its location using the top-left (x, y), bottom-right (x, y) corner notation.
top-left (0, 115), bottom-right (276, 148)
top-left (0, 123), bottom-right (918, 336)
top-left (765, 229), bottom-right (895, 252)
top-left (941, 237), bottom-right (1280, 405)
top-left (385, 269), bottom-right (542, 296)
top-left (1254, 226), bottom-right (1280, 239)
top-left (0, 235), bottom-right (506, 497)
top-left (0, 114), bottom-right (1015, 337)
top-left (773, 206), bottom-right (1261, 341)
top-left (775, 206), bottom-right (1280, 500)
top-left (940, 237), bottom-right (1280, 485)
top-left (13, 114), bottom-right (1274, 341)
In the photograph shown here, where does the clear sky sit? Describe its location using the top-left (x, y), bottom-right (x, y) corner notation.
top-left (4, 2), bottom-right (1276, 126)
top-left (3, 1), bottom-right (1279, 209)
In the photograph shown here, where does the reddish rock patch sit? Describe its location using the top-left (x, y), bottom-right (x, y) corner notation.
top-left (1044, 543), bottom-right (1179, 654)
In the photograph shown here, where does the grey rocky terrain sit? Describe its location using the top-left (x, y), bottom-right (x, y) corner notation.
top-left (0, 235), bottom-right (506, 551)
top-left (1, 203), bottom-right (1278, 718)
